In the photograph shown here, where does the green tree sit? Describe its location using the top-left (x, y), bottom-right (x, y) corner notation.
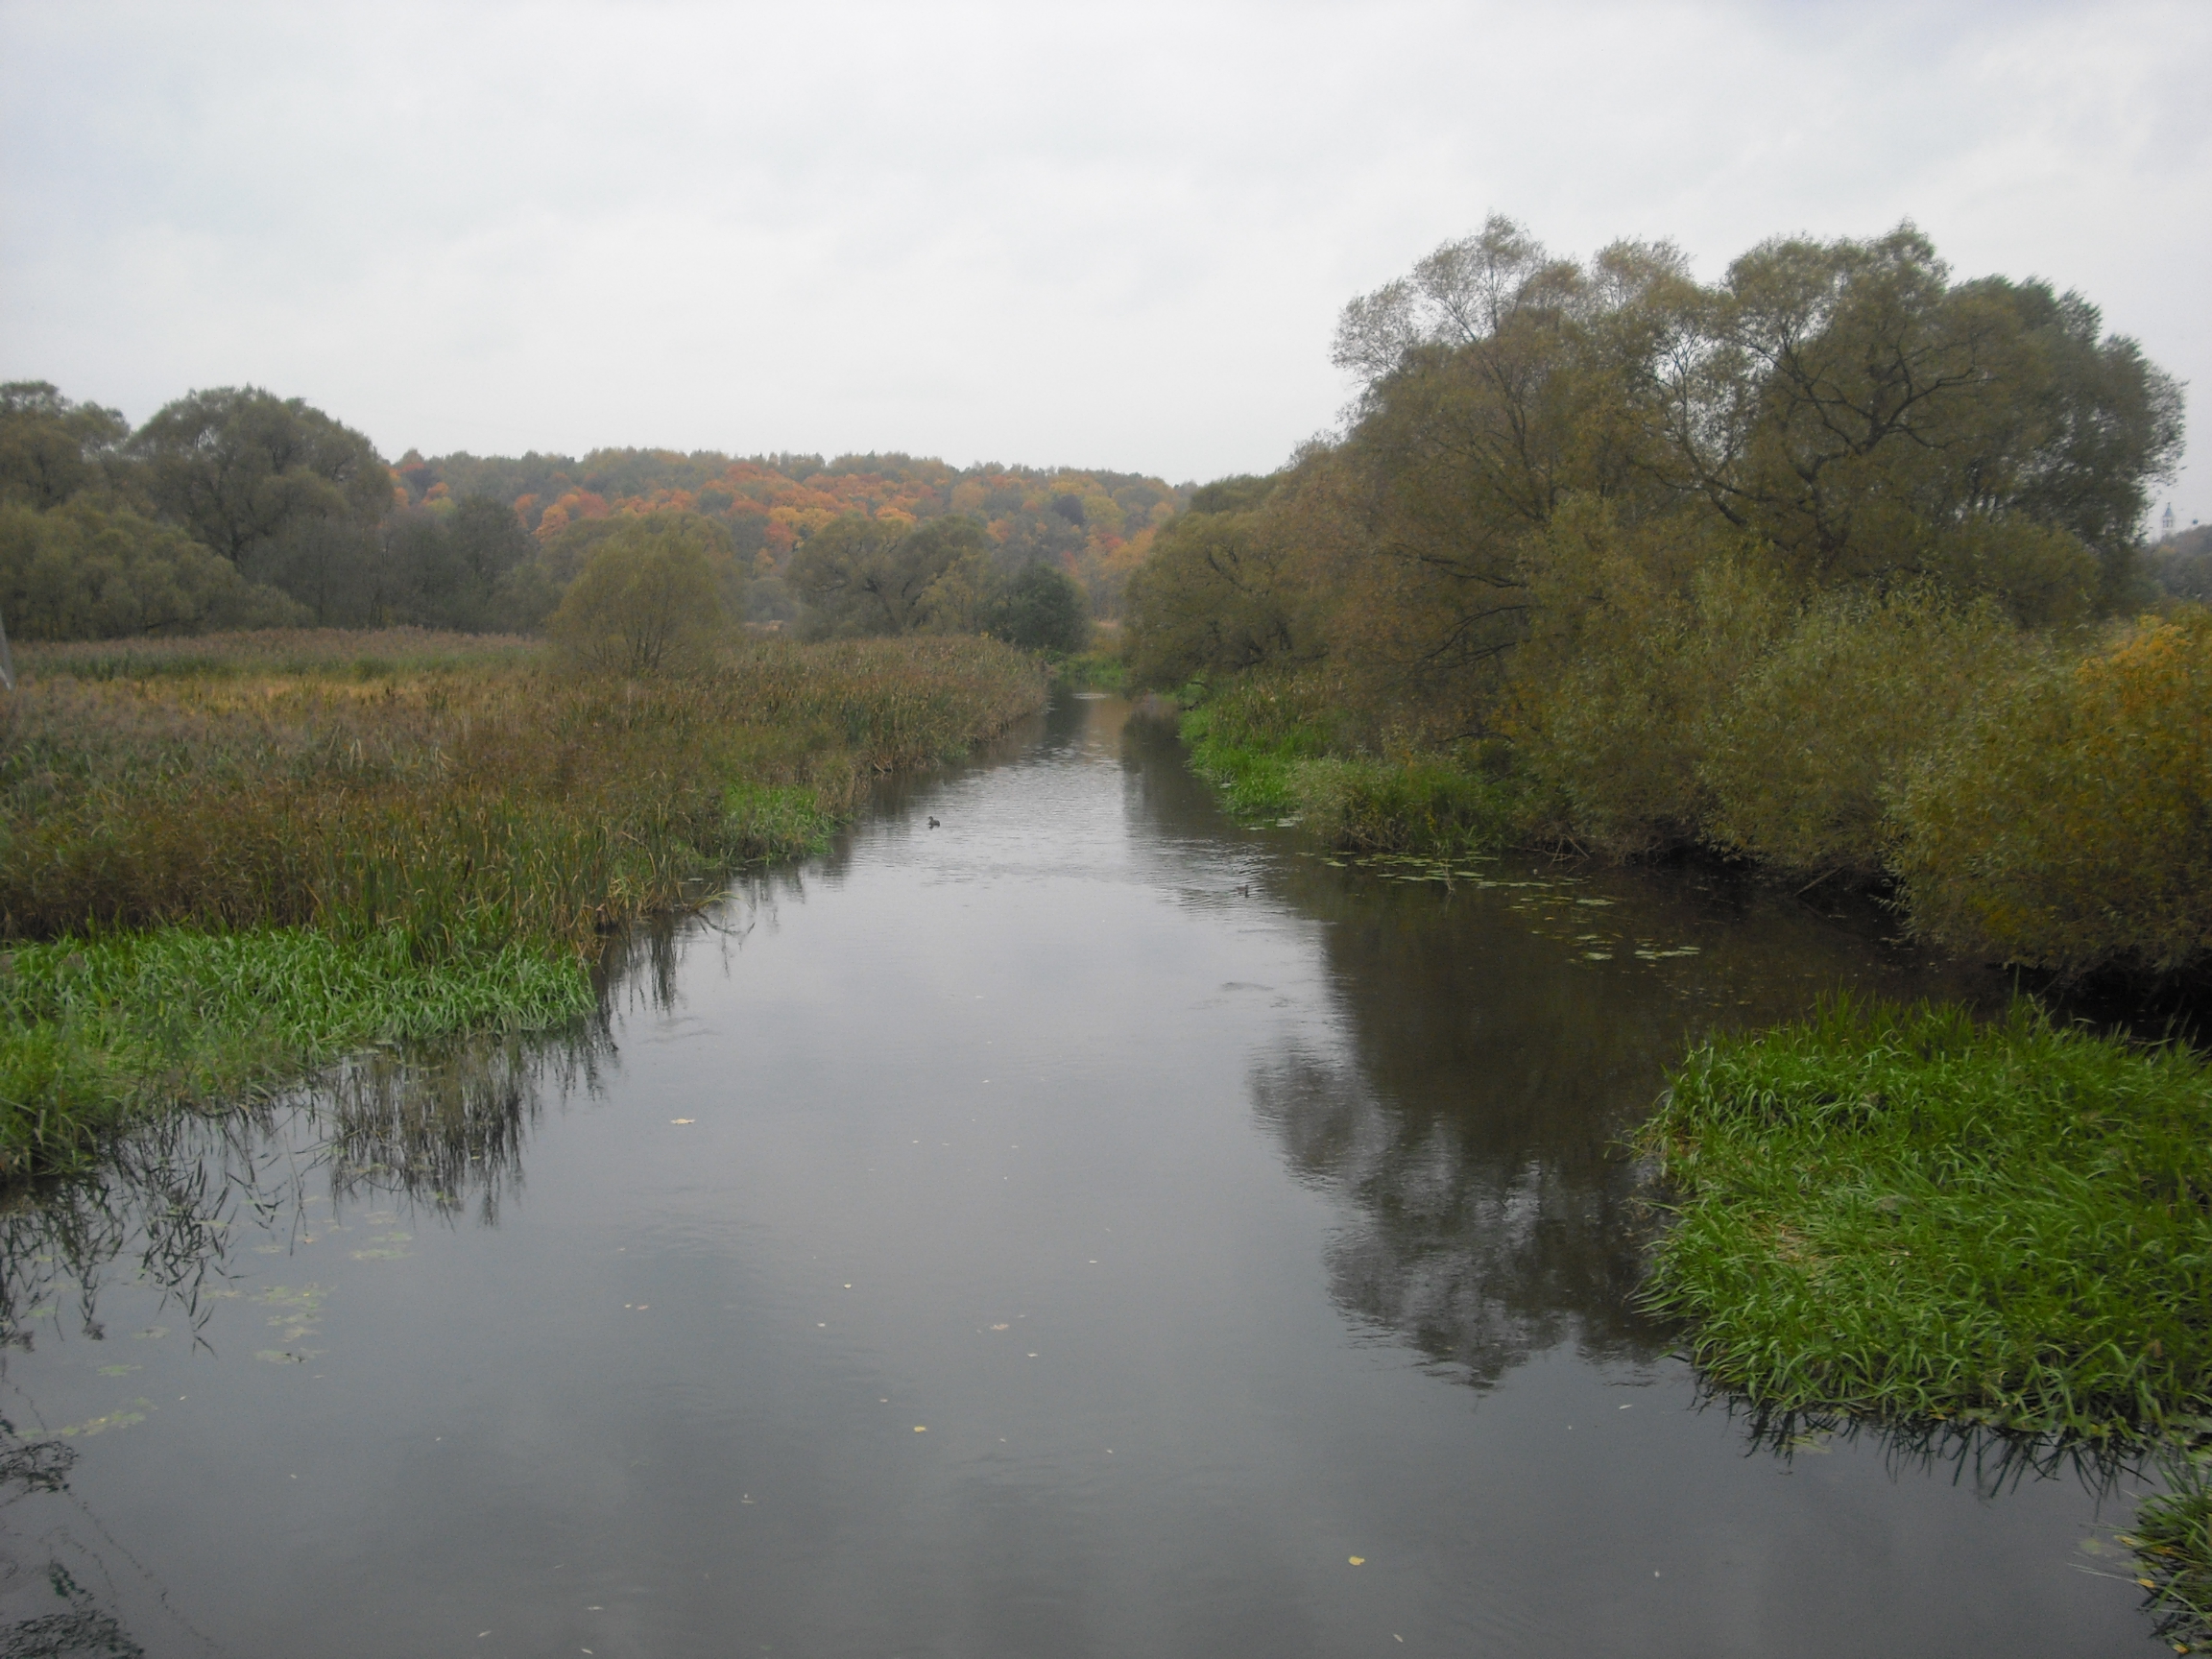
top-left (0, 382), bottom-right (130, 510)
top-left (981, 560), bottom-right (1090, 653)
top-left (130, 387), bottom-right (392, 566)
top-left (1124, 494), bottom-right (1311, 686)
top-left (375, 494), bottom-right (540, 631)
top-left (788, 514), bottom-right (988, 638)
top-left (0, 500), bottom-right (304, 638)
top-left (1647, 228), bottom-right (2181, 611)
top-left (1320, 221), bottom-right (1692, 724)
top-left (546, 519), bottom-right (725, 675)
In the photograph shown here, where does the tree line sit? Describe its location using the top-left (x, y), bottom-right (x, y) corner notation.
top-left (0, 384), bottom-right (1178, 650)
top-left (1123, 218), bottom-right (2202, 979)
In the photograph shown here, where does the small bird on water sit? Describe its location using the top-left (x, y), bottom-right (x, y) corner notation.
top-left (927, 816), bottom-right (941, 829)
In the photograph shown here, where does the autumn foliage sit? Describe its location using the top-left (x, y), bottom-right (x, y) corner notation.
top-left (1890, 613), bottom-right (2212, 975)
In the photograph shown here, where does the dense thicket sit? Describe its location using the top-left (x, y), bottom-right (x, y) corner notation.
top-left (1126, 220), bottom-right (2197, 977)
top-left (0, 381), bottom-right (1181, 644)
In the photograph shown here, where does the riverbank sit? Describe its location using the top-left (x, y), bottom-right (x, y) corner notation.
top-left (1178, 682), bottom-right (1517, 855)
top-left (0, 629), bottom-right (1046, 1179)
top-left (1166, 608), bottom-right (2212, 986)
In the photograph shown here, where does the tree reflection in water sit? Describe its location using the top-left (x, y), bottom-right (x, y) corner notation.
top-left (1250, 1046), bottom-right (1672, 1387)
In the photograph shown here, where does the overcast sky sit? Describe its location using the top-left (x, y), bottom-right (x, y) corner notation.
top-left (3, 0), bottom-right (2206, 522)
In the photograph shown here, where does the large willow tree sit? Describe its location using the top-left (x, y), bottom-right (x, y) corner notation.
top-left (1131, 218), bottom-right (2184, 738)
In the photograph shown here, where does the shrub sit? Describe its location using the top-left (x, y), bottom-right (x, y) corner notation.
top-left (547, 521), bottom-right (725, 675)
top-left (1505, 507), bottom-right (1785, 854)
top-left (1889, 612), bottom-right (2212, 975)
top-left (1699, 587), bottom-right (2037, 877)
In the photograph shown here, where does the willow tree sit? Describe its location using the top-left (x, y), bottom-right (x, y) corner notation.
top-left (547, 519), bottom-right (725, 676)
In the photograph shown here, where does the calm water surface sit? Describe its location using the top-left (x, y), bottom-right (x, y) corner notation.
top-left (0, 692), bottom-right (2160, 1655)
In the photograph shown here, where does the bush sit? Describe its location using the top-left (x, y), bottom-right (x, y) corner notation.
top-left (1890, 612), bottom-right (2212, 975)
top-left (1506, 508), bottom-right (1784, 854)
top-left (1699, 587), bottom-right (2036, 877)
top-left (547, 521), bottom-right (725, 675)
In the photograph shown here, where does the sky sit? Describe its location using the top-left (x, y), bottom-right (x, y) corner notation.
top-left (3, 0), bottom-right (2206, 523)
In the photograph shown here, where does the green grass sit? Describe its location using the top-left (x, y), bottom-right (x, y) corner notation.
top-left (2133, 1455), bottom-right (2212, 1651)
top-left (0, 927), bottom-right (593, 1178)
top-left (1639, 997), bottom-right (2212, 1439)
top-left (1053, 649), bottom-right (1129, 693)
top-left (1180, 684), bottom-right (1518, 854)
top-left (720, 781), bottom-right (839, 861)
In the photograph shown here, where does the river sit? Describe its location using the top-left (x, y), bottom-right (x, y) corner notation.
top-left (0, 690), bottom-right (2158, 1655)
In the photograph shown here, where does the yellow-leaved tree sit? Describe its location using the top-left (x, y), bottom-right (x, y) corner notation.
top-left (1890, 611), bottom-right (2212, 974)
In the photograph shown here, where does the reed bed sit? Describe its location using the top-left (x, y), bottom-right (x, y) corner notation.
top-left (0, 629), bottom-right (1045, 1174)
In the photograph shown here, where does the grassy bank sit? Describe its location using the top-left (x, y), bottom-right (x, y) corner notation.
top-left (1178, 671), bottom-right (1517, 854)
top-left (0, 928), bottom-right (593, 1174)
top-left (1638, 997), bottom-right (2212, 1438)
top-left (0, 628), bottom-right (1046, 1176)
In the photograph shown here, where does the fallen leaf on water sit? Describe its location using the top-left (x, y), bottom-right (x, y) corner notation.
top-left (1348, 1556), bottom-right (1364, 1566)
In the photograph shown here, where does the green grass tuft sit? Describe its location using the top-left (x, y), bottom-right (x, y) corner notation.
top-left (2133, 1454), bottom-right (2212, 1651)
top-left (1639, 996), bottom-right (2212, 1440)
top-left (1181, 687), bottom-right (1517, 854)
top-left (0, 927), bottom-right (593, 1177)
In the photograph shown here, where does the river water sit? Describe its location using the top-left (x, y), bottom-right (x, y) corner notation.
top-left (0, 691), bottom-right (2161, 1656)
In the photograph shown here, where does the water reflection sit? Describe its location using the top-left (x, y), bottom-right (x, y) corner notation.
top-left (1722, 1400), bottom-right (2145, 1501)
top-left (0, 1017), bottom-right (619, 1653)
top-left (320, 1023), bottom-right (612, 1227)
top-left (1250, 1047), bottom-right (1668, 1386)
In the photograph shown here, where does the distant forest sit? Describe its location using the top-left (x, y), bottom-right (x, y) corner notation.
top-left (0, 382), bottom-right (1186, 644)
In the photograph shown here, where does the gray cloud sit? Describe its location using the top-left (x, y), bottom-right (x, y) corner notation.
top-left (3, 0), bottom-right (2204, 519)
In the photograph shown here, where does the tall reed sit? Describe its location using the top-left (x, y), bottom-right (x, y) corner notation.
top-left (0, 629), bottom-right (1046, 1175)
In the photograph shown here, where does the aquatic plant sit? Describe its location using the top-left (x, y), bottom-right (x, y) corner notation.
top-left (1639, 996), bottom-right (2212, 1439)
top-left (2132, 1453), bottom-right (2212, 1652)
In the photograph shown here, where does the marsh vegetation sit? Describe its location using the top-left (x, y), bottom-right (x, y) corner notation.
top-left (0, 628), bottom-right (1044, 1176)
